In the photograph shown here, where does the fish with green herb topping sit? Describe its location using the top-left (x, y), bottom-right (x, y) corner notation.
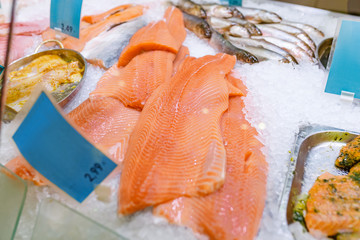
top-left (336, 136), bottom-right (360, 170)
top-left (305, 172), bottom-right (360, 238)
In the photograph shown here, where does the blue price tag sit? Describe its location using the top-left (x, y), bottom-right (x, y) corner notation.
top-left (229, 0), bottom-right (242, 6)
top-left (13, 91), bottom-right (117, 202)
top-left (50, 0), bottom-right (83, 38)
top-left (325, 20), bottom-right (360, 98)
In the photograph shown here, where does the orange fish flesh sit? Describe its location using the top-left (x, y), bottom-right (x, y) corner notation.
top-left (154, 95), bottom-right (268, 240)
top-left (118, 53), bottom-right (237, 215)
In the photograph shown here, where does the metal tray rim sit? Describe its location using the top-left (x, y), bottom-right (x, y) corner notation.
top-left (279, 124), bottom-right (360, 238)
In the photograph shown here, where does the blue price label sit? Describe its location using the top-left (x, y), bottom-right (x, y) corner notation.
top-left (50, 0), bottom-right (83, 38)
top-left (325, 20), bottom-right (360, 98)
top-left (13, 91), bottom-right (117, 202)
top-left (229, 0), bottom-right (242, 6)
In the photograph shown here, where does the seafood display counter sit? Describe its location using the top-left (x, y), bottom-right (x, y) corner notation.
top-left (1, 0), bottom-right (360, 240)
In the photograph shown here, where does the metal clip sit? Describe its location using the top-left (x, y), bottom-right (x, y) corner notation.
top-left (340, 90), bottom-right (355, 103)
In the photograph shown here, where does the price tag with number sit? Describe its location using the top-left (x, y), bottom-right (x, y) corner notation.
top-left (50, 0), bottom-right (83, 38)
top-left (229, 0), bottom-right (242, 6)
top-left (12, 90), bottom-right (117, 202)
top-left (325, 20), bottom-right (360, 99)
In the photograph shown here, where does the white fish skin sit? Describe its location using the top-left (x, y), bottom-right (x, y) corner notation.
top-left (229, 25), bottom-right (250, 38)
top-left (265, 23), bottom-right (316, 52)
top-left (236, 7), bottom-right (282, 24)
top-left (282, 20), bottom-right (324, 38)
top-left (208, 16), bottom-right (233, 29)
top-left (82, 17), bottom-right (146, 69)
top-left (256, 25), bottom-right (314, 57)
top-left (202, 4), bottom-right (244, 19)
top-left (227, 17), bottom-right (262, 36)
top-left (208, 17), bottom-right (250, 38)
top-left (252, 36), bottom-right (315, 63)
top-left (226, 35), bottom-right (297, 63)
top-left (236, 45), bottom-right (288, 63)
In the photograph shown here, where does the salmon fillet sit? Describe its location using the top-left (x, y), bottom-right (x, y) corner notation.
top-left (82, 4), bottom-right (133, 24)
top-left (6, 156), bottom-right (49, 186)
top-left (226, 72), bottom-right (248, 95)
top-left (118, 53), bottom-right (237, 215)
top-left (0, 19), bottom-right (48, 36)
top-left (91, 51), bottom-right (176, 109)
top-left (172, 45), bottom-right (189, 75)
top-left (91, 7), bottom-right (186, 109)
top-left (153, 96), bottom-right (267, 240)
top-left (62, 5), bottom-right (144, 52)
top-left (6, 7), bottom-right (186, 186)
top-left (68, 97), bottom-right (140, 164)
top-left (117, 7), bottom-right (186, 67)
top-left (305, 172), bottom-right (360, 237)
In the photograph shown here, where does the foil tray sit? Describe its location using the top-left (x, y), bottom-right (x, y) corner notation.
top-left (280, 124), bottom-right (359, 239)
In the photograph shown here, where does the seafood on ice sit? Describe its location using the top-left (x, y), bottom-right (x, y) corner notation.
top-left (6, 6), bottom-right (268, 240)
top-left (173, 0), bottom-right (324, 64)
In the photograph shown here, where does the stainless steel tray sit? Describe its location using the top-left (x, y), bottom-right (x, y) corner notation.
top-left (280, 124), bottom-right (359, 238)
top-left (3, 40), bottom-right (87, 122)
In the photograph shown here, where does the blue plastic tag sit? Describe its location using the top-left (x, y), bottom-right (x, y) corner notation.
top-left (50, 0), bottom-right (83, 38)
top-left (229, 0), bottom-right (242, 6)
top-left (325, 20), bottom-right (360, 98)
top-left (0, 65), bottom-right (4, 75)
top-left (13, 91), bottom-right (117, 202)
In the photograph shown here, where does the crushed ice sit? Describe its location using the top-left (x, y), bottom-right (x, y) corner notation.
top-left (1, 0), bottom-right (360, 239)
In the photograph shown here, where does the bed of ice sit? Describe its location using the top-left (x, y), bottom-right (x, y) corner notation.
top-left (1, 0), bottom-right (360, 239)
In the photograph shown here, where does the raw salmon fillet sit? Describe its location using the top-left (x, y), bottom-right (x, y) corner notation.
top-left (0, 35), bottom-right (37, 63)
top-left (82, 4), bottom-right (133, 24)
top-left (91, 51), bottom-right (176, 109)
top-left (117, 7), bottom-right (186, 67)
top-left (227, 72), bottom-right (248, 95)
top-left (68, 97), bottom-right (140, 164)
top-left (5, 7), bottom-right (186, 186)
top-left (154, 96), bottom-right (268, 240)
top-left (6, 156), bottom-right (50, 186)
top-left (91, 7), bottom-right (186, 109)
top-left (0, 19), bottom-right (48, 36)
top-left (172, 45), bottom-right (189, 75)
top-left (305, 172), bottom-right (360, 237)
top-left (118, 53), bottom-right (237, 215)
top-left (62, 5), bottom-right (144, 52)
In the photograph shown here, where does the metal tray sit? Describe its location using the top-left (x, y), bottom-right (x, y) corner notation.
top-left (3, 40), bottom-right (87, 122)
top-left (281, 124), bottom-right (359, 238)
